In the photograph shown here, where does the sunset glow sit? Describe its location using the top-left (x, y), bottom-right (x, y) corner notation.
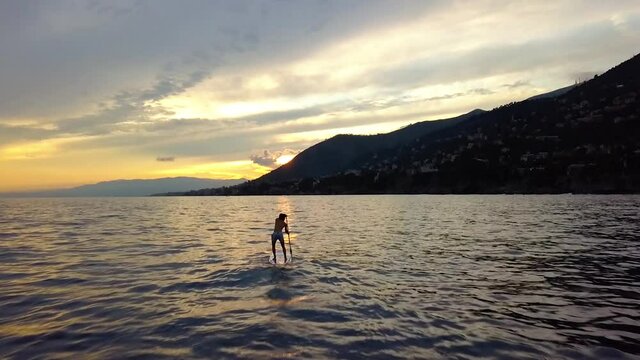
top-left (275, 154), bottom-right (296, 166)
top-left (1, 1), bottom-right (639, 191)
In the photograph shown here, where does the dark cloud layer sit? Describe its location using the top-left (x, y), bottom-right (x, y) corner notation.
top-left (0, 0), bottom-right (442, 120)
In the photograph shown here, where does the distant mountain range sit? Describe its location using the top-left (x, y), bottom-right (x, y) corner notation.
top-left (1, 177), bottom-right (246, 197)
top-left (174, 53), bottom-right (640, 195)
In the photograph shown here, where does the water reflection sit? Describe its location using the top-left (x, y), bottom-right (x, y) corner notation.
top-left (0, 195), bottom-right (639, 359)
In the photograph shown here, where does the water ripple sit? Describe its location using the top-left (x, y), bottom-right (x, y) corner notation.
top-left (0, 195), bottom-right (639, 359)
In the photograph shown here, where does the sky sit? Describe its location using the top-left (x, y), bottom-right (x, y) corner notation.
top-left (1, 0), bottom-right (639, 191)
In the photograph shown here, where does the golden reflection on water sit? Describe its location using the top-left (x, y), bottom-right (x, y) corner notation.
top-left (277, 195), bottom-right (296, 246)
top-left (0, 322), bottom-right (60, 338)
top-left (277, 195), bottom-right (293, 217)
top-left (266, 295), bottom-right (312, 308)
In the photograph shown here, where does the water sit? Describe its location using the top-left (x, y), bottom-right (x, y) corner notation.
top-left (0, 195), bottom-right (639, 359)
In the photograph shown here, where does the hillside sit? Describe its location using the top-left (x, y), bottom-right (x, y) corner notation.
top-left (257, 109), bottom-right (485, 183)
top-left (182, 54), bottom-right (639, 195)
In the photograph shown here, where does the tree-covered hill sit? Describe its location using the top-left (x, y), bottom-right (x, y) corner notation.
top-left (256, 109), bottom-right (484, 183)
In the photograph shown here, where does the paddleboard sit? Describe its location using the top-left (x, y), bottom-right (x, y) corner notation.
top-left (269, 243), bottom-right (291, 265)
top-left (269, 258), bottom-right (291, 265)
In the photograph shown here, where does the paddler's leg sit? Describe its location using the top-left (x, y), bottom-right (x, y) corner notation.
top-left (279, 236), bottom-right (287, 262)
top-left (271, 234), bottom-right (277, 263)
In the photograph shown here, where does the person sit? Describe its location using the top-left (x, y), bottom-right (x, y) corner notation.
top-left (271, 213), bottom-right (289, 263)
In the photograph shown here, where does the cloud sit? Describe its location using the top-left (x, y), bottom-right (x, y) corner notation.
top-left (250, 150), bottom-right (278, 167)
top-left (502, 80), bottom-right (531, 89)
top-left (0, 0), bottom-right (441, 120)
top-left (369, 19), bottom-right (640, 90)
top-left (51, 67), bottom-right (217, 136)
top-left (250, 149), bottom-right (299, 168)
top-left (156, 156), bottom-right (175, 162)
top-left (0, 123), bottom-right (55, 146)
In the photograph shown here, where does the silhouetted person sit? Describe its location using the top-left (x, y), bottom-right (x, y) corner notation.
top-left (272, 213), bottom-right (289, 263)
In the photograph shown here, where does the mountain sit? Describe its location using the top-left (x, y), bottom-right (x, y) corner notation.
top-left (180, 53), bottom-right (640, 195)
top-left (258, 109), bottom-right (485, 183)
top-left (1, 177), bottom-right (246, 197)
top-left (257, 84), bottom-right (580, 185)
top-left (526, 84), bottom-right (576, 101)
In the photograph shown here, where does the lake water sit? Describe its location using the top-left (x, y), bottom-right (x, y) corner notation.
top-left (1, 195), bottom-right (639, 359)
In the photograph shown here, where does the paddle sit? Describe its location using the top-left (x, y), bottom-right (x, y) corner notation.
top-left (287, 232), bottom-right (293, 261)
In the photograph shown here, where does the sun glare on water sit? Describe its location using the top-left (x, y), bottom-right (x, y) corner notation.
top-left (276, 154), bottom-right (295, 165)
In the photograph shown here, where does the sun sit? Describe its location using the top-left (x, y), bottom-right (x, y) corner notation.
top-left (275, 154), bottom-right (295, 165)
